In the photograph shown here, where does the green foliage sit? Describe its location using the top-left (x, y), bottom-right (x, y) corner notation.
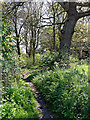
top-left (40, 26), bottom-right (60, 52)
top-left (1, 19), bottom-right (21, 86)
top-left (2, 8), bottom-right (15, 60)
top-left (72, 21), bottom-right (88, 58)
top-left (1, 79), bottom-right (39, 119)
top-left (1, 8), bottom-right (18, 87)
top-left (17, 53), bottom-right (42, 69)
top-left (1, 7), bottom-right (40, 119)
top-left (32, 64), bottom-right (88, 119)
top-left (41, 50), bottom-right (59, 68)
top-left (1, 2), bottom-right (89, 119)
top-left (1, 17), bottom-right (39, 117)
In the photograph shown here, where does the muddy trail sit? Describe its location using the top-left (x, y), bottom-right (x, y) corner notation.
top-left (21, 69), bottom-right (54, 119)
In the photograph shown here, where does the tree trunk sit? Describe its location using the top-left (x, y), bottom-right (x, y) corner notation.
top-left (14, 9), bottom-right (21, 56)
top-left (58, 2), bottom-right (90, 66)
top-left (33, 29), bottom-right (36, 65)
top-left (26, 44), bottom-right (28, 55)
top-left (29, 30), bottom-right (33, 57)
top-left (25, 32), bottom-right (28, 55)
top-left (17, 36), bottom-right (21, 56)
top-left (33, 48), bottom-right (35, 65)
top-left (53, 11), bottom-right (55, 49)
top-left (59, 15), bottom-right (77, 65)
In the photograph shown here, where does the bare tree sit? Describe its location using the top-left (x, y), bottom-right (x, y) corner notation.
top-left (22, 2), bottom-right (43, 64)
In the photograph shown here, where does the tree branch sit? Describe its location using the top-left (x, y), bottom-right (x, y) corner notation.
top-left (37, 22), bottom-right (64, 28)
top-left (59, 2), bottom-right (69, 12)
top-left (6, 2), bottom-right (24, 15)
top-left (57, 10), bottom-right (65, 16)
top-left (42, 17), bottom-right (53, 19)
top-left (19, 15), bottom-right (29, 35)
top-left (76, 2), bottom-right (90, 7)
top-left (78, 9), bottom-right (90, 18)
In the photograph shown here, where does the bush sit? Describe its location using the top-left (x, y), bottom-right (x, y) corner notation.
top-left (41, 50), bottom-right (59, 68)
top-left (18, 53), bottom-right (42, 69)
top-left (32, 64), bottom-right (88, 119)
top-left (1, 79), bottom-right (40, 119)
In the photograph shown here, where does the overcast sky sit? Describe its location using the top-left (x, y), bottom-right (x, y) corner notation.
top-left (1, 0), bottom-right (89, 3)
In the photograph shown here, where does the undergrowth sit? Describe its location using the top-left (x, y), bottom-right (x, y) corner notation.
top-left (1, 79), bottom-right (40, 119)
top-left (32, 64), bottom-right (89, 119)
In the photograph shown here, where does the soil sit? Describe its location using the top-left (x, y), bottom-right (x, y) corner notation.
top-left (22, 70), bottom-right (54, 119)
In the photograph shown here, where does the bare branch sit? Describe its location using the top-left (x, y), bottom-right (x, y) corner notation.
top-left (57, 10), bottom-right (65, 16)
top-left (37, 22), bottom-right (64, 28)
top-left (78, 9), bottom-right (90, 19)
top-left (6, 2), bottom-right (24, 15)
top-left (59, 2), bottom-right (69, 12)
top-left (19, 15), bottom-right (29, 35)
top-left (42, 17), bottom-right (53, 19)
top-left (76, 2), bottom-right (90, 7)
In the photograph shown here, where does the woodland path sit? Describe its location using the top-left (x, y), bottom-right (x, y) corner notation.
top-left (21, 69), bottom-right (54, 119)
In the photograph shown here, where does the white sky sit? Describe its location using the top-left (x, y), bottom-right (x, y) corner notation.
top-left (0, 0), bottom-right (89, 2)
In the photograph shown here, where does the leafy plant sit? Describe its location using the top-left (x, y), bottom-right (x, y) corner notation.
top-left (1, 79), bottom-right (40, 119)
top-left (32, 64), bottom-right (88, 119)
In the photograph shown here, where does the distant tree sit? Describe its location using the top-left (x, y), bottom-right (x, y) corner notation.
top-left (22, 2), bottom-right (43, 64)
top-left (39, 2), bottom-right (66, 52)
top-left (3, 1), bottom-right (25, 56)
top-left (11, 2), bottom-right (29, 56)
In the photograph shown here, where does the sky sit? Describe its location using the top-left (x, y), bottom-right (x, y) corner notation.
top-left (0, 0), bottom-right (89, 2)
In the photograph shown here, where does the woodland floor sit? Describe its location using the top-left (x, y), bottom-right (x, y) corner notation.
top-left (22, 70), bottom-right (54, 119)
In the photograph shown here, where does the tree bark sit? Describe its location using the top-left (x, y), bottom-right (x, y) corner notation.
top-left (59, 2), bottom-right (90, 65)
top-left (14, 7), bottom-right (21, 56)
top-left (33, 29), bottom-right (36, 65)
top-left (17, 36), bottom-right (21, 56)
top-left (59, 16), bottom-right (77, 54)
top-left (26, 44), bottom-right (28, 55)
top-left (29, 30), bottom-right (33, 57)
top-left (59, 3), bottom-right (78, 65)
top-left (24, 32), bottom-right (28, 55)
top-left (26, 46), bottom-right (28, 54)
top-left (53, 8), bottom-right (55, 49)
top-left (33, 47), bottom-right (35, 65)
top-left (15, 33), bottom-right (21, 56)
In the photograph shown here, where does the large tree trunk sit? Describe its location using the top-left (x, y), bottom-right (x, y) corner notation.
top-left (59, 16), bottom-right (77, 54)
top-left (59, 16), bottom-right (77, 65)
top-left (59, 3), bottom-right (78, 65)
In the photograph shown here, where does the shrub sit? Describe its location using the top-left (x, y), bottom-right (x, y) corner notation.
top-left (41, 51), bottom-right (59, 69)
top-left (1, 79), bottom-right (40, 119)
top-left (18, 53), bottom-right (42, 69)
top-left (32, 64), bottom-right (88, 119)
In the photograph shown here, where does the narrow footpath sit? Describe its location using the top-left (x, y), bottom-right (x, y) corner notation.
top-left (21, 70), bottom-right (54, 119)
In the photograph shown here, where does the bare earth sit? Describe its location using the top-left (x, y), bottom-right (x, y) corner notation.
top-left (27, 82), bottom-right (53, 119)
top-left (22, 70), bottom-right (54, 119)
